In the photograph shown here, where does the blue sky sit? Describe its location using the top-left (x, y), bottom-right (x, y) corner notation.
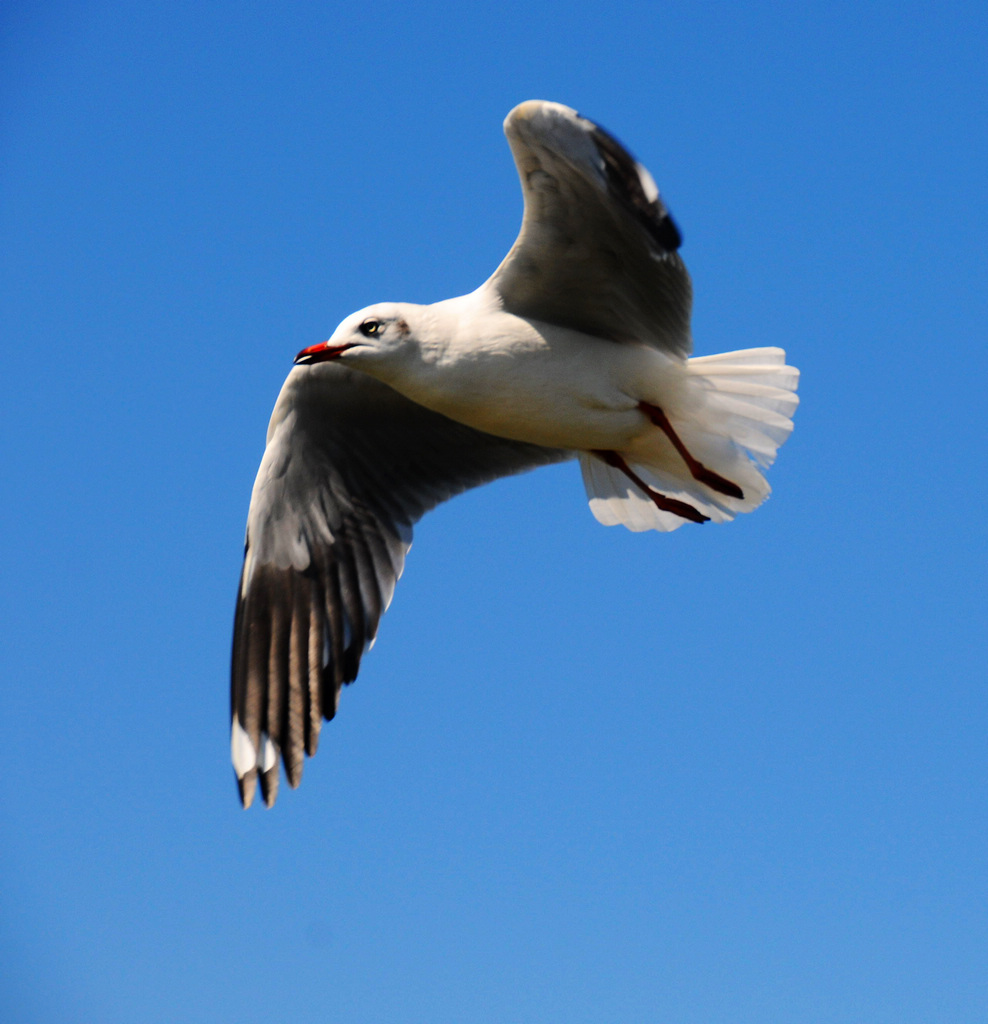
top-left (2, 2), bottom-right (986, 1021)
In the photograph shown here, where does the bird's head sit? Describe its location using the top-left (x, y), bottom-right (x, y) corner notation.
top-left (295, 304), bottom-right (417, 369)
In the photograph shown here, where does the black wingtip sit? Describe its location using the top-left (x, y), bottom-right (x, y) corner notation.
top-left (237, 769), bottom-right (257, 809)
top-left (655, 211), bottom-right (683, 252)
top-left (260, 763), bottom-right (280, 807)
top-left (590, 124), bottom-right (682, 253)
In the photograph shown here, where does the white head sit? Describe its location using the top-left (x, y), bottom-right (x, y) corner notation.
top-left (294, 303), bottom-right (420, 370)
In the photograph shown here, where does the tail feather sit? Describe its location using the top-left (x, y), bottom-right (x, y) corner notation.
top-left (688, 346), bottom-right (788, 368)
top-left (580, 454), bottom-right (705, 532)
top-left (580, 346), bottom-right (799, 532)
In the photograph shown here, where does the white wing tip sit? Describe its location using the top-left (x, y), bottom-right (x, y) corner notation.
top-left (260, 733), bottom-right (277, 773)
top-left (231, 717), bottom-right (256, 779)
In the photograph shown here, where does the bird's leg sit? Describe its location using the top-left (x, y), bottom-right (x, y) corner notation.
top-left (638, 402), bottom-right (744, 499)
top-left (595, 450), bottom-right (709, 524)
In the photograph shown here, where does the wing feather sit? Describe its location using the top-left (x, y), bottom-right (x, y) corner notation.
top-left (231, 361), bottom-right (568, 806)
top-left (487, 100), bottom-right (692, 356)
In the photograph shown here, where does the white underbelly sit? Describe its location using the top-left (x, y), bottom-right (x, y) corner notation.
top-left (439, 387), bottom-right (646, 450)
top-left (392, 318), bottom-right (684, 451)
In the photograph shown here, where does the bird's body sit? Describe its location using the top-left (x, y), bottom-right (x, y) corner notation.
top-left (333, 292), bottom-right (676, 452)
top-left (231, 100), bottom-right (800, 807)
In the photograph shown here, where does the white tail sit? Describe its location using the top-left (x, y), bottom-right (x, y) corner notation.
top-left (579, 347), bottom-right (799, 532)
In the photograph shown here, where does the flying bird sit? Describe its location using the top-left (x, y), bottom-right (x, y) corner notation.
top-left (231, 100), bottom-right (799, 807)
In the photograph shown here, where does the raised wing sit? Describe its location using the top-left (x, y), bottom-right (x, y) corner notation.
top-left (487, 100), bottom-right (692, 357)
top-left (232, 362), bottom-right (567, 807)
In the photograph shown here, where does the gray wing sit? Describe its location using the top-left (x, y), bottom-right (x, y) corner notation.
top-left (486, 100), bottom-right (692, 357)
top-left (232, 361), bottom-right (568, 807)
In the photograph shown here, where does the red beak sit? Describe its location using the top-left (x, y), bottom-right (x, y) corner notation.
top-left (294, 341), bottom-right (354, 365)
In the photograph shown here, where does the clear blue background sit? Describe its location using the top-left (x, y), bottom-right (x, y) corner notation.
top-left (2, 2), bottom-right (986, 1021)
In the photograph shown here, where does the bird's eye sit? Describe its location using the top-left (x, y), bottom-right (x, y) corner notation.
top-left (359, 319), bottom-right (382, 337)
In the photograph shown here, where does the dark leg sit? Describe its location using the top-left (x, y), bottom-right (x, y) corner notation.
top-left (638, 402), bottom-right (744, 499)
top-left (595, 450), bottom-right (709, 524)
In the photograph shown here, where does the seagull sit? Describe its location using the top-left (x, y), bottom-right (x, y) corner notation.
top-left (231, 100), bottom-right (799, 807)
